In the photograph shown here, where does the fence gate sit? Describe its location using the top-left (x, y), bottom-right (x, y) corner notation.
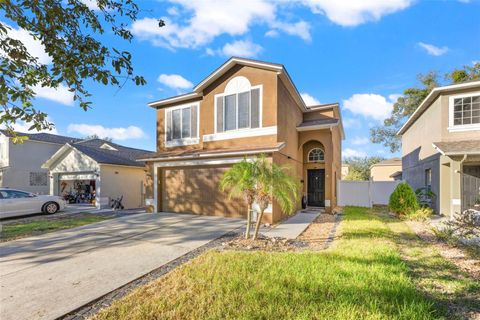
top-left (337, 180), bottom-right (400, 208)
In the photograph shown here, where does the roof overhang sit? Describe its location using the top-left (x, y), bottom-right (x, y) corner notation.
top-left (41, 143), bottom-right (98, 170)
top-left (147, 57), bottom-right (308, 111)
top-left (138, 143), bottom-right (285, 162)
top-left (432, 142), bottom-right (480, 156)
top-left (296, 123), bottom-right (339, 132)
top-left (397, 80), bottom-right (480, 136)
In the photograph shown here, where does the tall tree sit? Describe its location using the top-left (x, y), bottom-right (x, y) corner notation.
top-left (370, 62), bottom-right (480, 153)
top-left (344, 156), bottom-right (384, 181)
top-left (0, 0), bottom-right (163, 141)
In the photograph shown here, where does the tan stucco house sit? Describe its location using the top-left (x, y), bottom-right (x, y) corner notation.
top-left (398, 80), bottom-right (480, 216)
top-left (141, 58), bottom-right (344, 223)
top-left (370, 158), bottom-right (402, 181)
top-left (42, 139), bottom-right (154, 209)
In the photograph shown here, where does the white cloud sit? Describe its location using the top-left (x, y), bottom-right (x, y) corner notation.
top-left (301, 0), bottom-right (412, 26)
top-left (67, 124), bottom-right (146, 140)
top-left (157, 74), bottom-right (193, 89)
top-left (3, 23), bottom-right (51, 64)
top-left (343, 93), bottom-right (398, 121)
top-left (218, 40), bottom-right (263, 58)
top-left (351, 136), bottom-right (370, 145)
top-left (80, 0), bottom-right (100, 10)
top-left (301, 93), bottom-right (321, 106)
top-left (167, 6), bottom-right (179, 15)
top-left (270, 20), bottom-right (311, 42)
top-left (417, 42), bottom-right (449, 56)
top-left (32, 84), bottom-right (75, 106)
top-left (1, 121), bottom-right (58, 134)
top-left (265, 30), bottom-right (280, 38)
top-left (343, 148), bottom-right (367, 158)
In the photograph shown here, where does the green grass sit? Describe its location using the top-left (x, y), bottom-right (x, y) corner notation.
top-left (0, 214), bottom-right (110, 241)
top-left (93, 206), bottom-right (475, 320)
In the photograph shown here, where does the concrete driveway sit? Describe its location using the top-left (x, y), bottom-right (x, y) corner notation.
top-left (0, 212), bottom-right (244, 320)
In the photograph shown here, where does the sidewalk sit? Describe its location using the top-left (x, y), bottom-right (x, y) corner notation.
top-left (263, 208), bottom-right (323, 239)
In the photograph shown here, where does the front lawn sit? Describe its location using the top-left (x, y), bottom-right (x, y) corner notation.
top-left (0, 214), bottom-right (111, 241)
top-left (92, 206), bottom-right (476, 320)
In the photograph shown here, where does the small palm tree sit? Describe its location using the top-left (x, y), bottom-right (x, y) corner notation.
top-left (252, 155), bottom-right (300, 240)
top-left (220, 158), bottom-right (257, 239)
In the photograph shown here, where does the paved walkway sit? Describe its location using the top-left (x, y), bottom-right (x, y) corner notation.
top-left (0, 212), bottom-right (243, 320)
top-left (263, 208), bottom-right (322, 239)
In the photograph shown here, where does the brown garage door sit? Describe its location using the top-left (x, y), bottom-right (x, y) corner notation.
top-left (160, 165), bottom-right (247, 218)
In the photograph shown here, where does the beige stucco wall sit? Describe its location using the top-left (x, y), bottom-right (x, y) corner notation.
top-left (370, 165), bottom-right (402, 181)
top-left (155, 65), bottom-right (279, 153)
top-left (100, 164), bottom-right (147, 209)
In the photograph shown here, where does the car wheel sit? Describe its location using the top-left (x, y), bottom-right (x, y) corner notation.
top-left (43, 202), bottom-right (59, 214)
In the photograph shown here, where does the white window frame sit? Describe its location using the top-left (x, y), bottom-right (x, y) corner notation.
top-left (448, 91), bottom-right (480, 132)
top-left (214, 84), bottom-right (263, 134)
top-left (164, 102), bottom-right (200, 147)
top-left (308, 148), bottom-right (325, 163)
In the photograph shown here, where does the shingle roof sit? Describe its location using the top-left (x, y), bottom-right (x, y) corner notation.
top-left (139, 143), bottom-right (285, 161)
top-left (433, 140), bottom-right (480, 156)
top-left (0, 130), bottom-right (81, 144)
top-left (72, 139), bottom-right (154, 167)
top-left (297, 118), bottom-right (339, 128)
top-left (372, 158), bottom-right (402, 166)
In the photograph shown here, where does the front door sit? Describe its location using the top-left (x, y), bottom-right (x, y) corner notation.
top-left (307, 169), bottom-right (325, 207)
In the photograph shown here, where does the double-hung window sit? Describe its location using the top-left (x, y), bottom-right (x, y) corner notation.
top-left (165, 103), bottom-right (199, 146)
top-left (216, 87), bottom-right (261, 133)
top-left (449, 93), bottom-right (480, 131)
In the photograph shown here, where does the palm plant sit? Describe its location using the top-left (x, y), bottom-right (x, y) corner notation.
top-left (220, 158), bottom-right (257, 239)
top-left (252, 155), bottom-right (300, 240)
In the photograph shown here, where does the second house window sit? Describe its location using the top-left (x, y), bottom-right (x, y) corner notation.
top-left (216, 87), bottom-right (261, 133)
top-left (166, 104), bottom-right (198, 143)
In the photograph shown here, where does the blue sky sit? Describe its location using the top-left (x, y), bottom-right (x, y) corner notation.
top-left (4, 0), bottom-right (480, 156)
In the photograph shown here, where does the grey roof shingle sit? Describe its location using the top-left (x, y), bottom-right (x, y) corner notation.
top-left (72, 139), bottom-right (154, 167)
top-left (297, 118), bottom-right (339, 128)
top-left (0, 130), bottom-right (81, 144)
top-left (433, 140), bottom-right (480, 155)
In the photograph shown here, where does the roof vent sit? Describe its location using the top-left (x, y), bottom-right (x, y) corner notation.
top-left (100, 143), bottom-right (118, 151)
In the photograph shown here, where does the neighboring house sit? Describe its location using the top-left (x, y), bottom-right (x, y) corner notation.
top-left (42, 139), bottom-right (154, 209)
top-left (341, 162), bottom-right (350, 179)
top-left (140, 57), bottom-right (344, 224)
top-left (370, 158), bottom-right (402, 181)
top-left (398, 80), bottom-right (480, 216)
top-left (0, 130), bottom-right (81, 194)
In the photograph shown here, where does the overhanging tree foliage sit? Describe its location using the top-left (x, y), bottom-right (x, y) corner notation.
top-left (0, 0), bottom-right (164, 141)
top-left (371, 63), bottom-right (480, 153)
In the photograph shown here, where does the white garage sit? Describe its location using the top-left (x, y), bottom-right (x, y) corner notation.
top-left (42, 139), bottom-right (154, 209)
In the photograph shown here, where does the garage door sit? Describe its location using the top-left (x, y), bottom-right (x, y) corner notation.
top-left (160, 165), bottom-right (247, 218)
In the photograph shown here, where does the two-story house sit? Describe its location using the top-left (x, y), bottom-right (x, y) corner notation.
top-left (141, 58), bottom-right (344, 224)
top-left (398, 80), bottom-right (480, 216)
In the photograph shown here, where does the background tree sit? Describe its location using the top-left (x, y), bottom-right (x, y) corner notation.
top-left (220, 159), bottom-right (257, 239)
top-left (252, 155), bottom-right (299, 240)
top-left (344, 156), bottom-right (384, 181)
top-left (84, 134), bottom-right (113, 142)
top-left (0, 0), bottom-right (164, 141)
top-left (370, 62), bottom-right (480, 153)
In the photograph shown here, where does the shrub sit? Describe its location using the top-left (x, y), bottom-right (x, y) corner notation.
top-left (405, 206), bottom-right (433, 221)
top-left (389, 182), bottom-right (419, 216)
top-left (415, 187), bottom-right (436, 209)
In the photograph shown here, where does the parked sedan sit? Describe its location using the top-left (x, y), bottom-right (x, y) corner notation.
top-left (0, 188), bottom-right (66, 219)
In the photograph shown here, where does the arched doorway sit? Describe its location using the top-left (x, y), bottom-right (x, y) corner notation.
top-left (303, 141), bottom-right (326, 207)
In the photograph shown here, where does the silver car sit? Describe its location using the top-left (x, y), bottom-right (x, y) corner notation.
top-left (0, 188), bottom-right (66, 219)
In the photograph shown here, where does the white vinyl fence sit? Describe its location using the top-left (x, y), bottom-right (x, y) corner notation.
top-left (337, 180), bottom-right (401, 207)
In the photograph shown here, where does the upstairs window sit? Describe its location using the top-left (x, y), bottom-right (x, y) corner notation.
top-left (425, 168), bottom-right (432, 192)
top-left (165, 103), bottom-right (199, 146)
top-left (449, 93), bottom-right (480, 131)
top-left (215, 76), bottom-right (261, 133)
top-left (308, 148), bottom-right (325, 162)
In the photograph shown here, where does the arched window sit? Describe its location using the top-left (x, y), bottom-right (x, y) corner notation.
top-left (308, 148), bottom-right (324, 162)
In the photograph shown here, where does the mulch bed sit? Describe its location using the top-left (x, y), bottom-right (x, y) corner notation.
top-left (407, 220), bottom-right (480, 280)
top-left (221, 213), bottom-right (342, 252)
